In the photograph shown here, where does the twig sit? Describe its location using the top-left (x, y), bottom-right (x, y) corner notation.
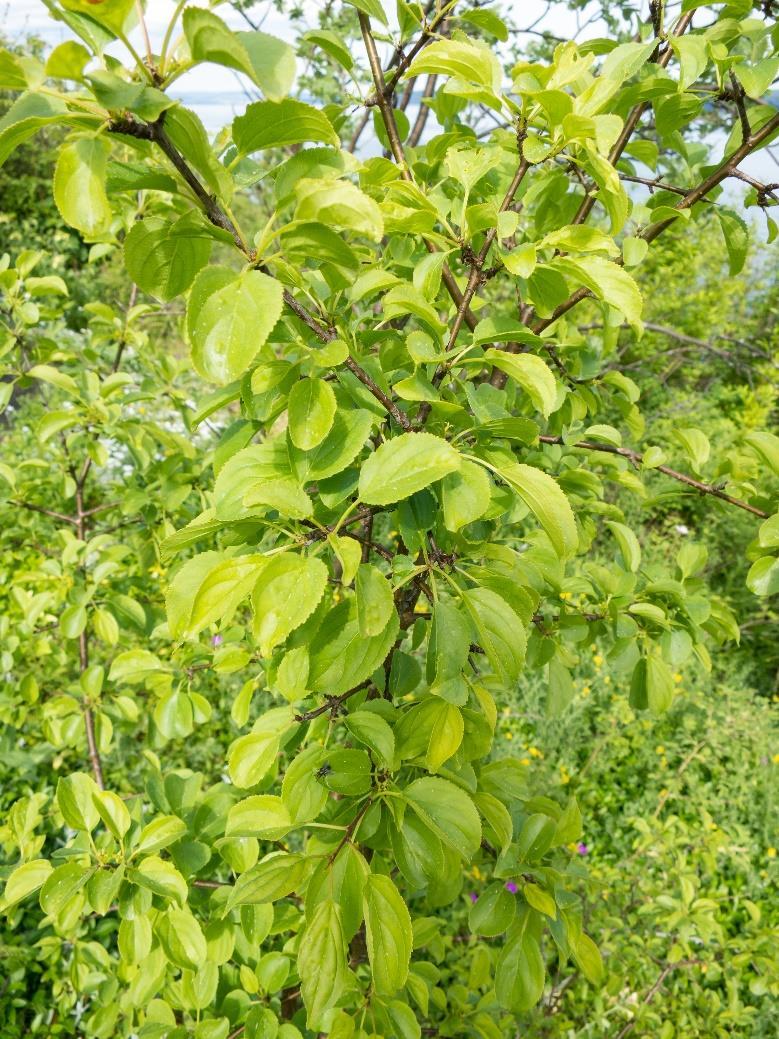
top-left (294, 679), bottom-right (373, 722)
top-left (11, 500), bottom-right (77, 525)
top-left (537, 435), bottom-right (768, 518)
top-left (615, 960), bottom-right (703, 1039)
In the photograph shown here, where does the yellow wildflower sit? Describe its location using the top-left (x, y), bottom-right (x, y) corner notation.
top-left (655, 746), bottom-right (665, 755)
top-left (604, 676), bottom-right (611, 685)
top-left (673, 673), bottom-right (683, 684)
top-left (772, 754), bottom-right (779, 764)
top-left (520, 757), bottom-right (531, 766)
top-left (593, 654), bottom-right (603, 667)
top-left (529, 747), bottom-right (543, 759)
top-left (767, 847), bottom-right (777, 859)
top-left (505, 732), bottom-right (513, 740)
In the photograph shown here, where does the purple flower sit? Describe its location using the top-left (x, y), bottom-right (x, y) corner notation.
top-left (469, 891), bottom-right (478, 903)
top-left (212, 634), bottom-right (223, 647)
top-left (576, 842), bottom-right (589, 856)
top-left (505, 881), bottom-right (518, 894)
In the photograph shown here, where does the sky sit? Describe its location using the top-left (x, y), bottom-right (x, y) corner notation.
top-left (2, 1), bottom-right (777, 185)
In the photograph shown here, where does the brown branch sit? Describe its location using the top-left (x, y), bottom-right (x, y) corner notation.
top-left (11, 500), bottom-right (77, 525)
top-left (729, 71), bottom-right (751, 145)
top-left (538, 435), bottom-right (768, 518)
top-left (408, 74), bottom-right (437, 147)
top-left (642, 110), bottom-right (779, 244)
top-left (327, 798), bottom-right (372, 866)
top-left (345, 357), bottom-right (411, 430)
top-left (295, 679), bottom-right (373, 722)
top-left (615, 960), bottom-right (703, 1039)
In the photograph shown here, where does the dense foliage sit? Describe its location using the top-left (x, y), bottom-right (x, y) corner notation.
top-left (1, 1), bottom-right (778, 1037)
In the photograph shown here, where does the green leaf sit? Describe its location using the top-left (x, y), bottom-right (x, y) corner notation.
top-left (605, 520), bottom-right (641, 572)
top-left (224, 853), bottom-right (307, 912)
top-left (183, 8), bottom-right (257, 80)
top-left (157, 907), bottom-right (207, 971)
top-left (552, 256), bottom-right (643, 331)
top-left (292, 409), bottom-right (374, 482)
top-left (359, 432), bottom-right (460, 505)
top-left (495, 910), bottom-right (546, 1012)
top-left (307, 601), bottom-right (400, 695)
top-left (252, 555), bottom-right (329, 656)
top-left (60, 0), bottom-right (135, 35)
top-left (237, 31), bottom-right (297, 101)
top-left (57, 773), bottom-right (100, 831)
top-left (630, 655), bottom-right (674, 713)
top-left (441, 460), bottom-right (491, 532)
top-left (303, 29), bottom-right (353, 72)
top-left (670, 34), bottom-right (709, 91)
top-left (745, 431), bottom-right (779, 476)
top-left (571, 931), bottom-right (604, 983)
top-left (186, 554), bottom-right (267, 638)
top-left (228, 707), bottom-right (294, 788)
top-left (298, 900), bottom-right (348, 1029)
top-left (716, 208), bottom-right (749, 275)
top-left (344, 710), bottom-right (395, 767)
top-left (363, 874), bottom-right (413, 995)
top-left (355, 563), bottom-right (395, 637)
top-left (93, 789), bottom-right (131, 841)
top-left (0, 49), bottom-right (42, 90)
top-left (3, 860), bottom-right (53, 909)
top-left (462, 587), bottom-right (526, 685)
top-left (124, 216), bottom-right (212, 302)
top-left (40, 862), bottom-right (93, 916)
top-left (344, 0), bottom-right (388, 26)
top-left (225, 795), bottom-right (292, 840)
top-left (233, 99), bottom-right (339, 154)
top-left (746, 555), bottom-right (779, 597)
top-left (321, 749), bottom-right (372, 796)
top-left (425, 700), bottom-right (464, 772)
top-left (132, 855), bottom-right (188, 905)
top-left (295, 179), bottom-right (383, 242)
top-left (53, 137), bottom-right (112, 238)
top-left (492, 460), bottom-right (578, 558)
top-left (190, 270), bottom-right (284, 385)
top-left (469, 882), bottom-right (517, 937)
top-left (404, 776), bottom-right (481, 859)
top-left (482, 350), bottom-right (558, 418)
top-left (406, 39), bottom-right (501, 93)
top-left (134, 816), bottom-right (188, 858)
top-left (0, 92), bottom-right (67, 168)
top-left (288, 378), bottom-right (336, 450)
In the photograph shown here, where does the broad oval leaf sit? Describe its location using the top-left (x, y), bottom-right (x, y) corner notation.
top-left (359, 432), bottom-right (461, 506)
